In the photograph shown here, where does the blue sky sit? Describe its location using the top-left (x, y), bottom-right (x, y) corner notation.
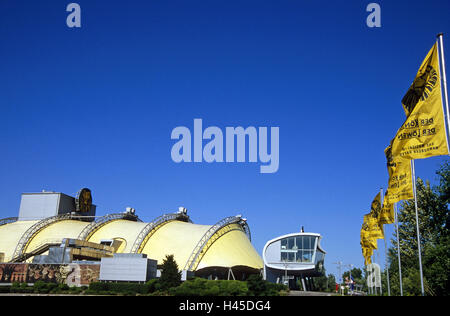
top-left (1, 0), bottom-right (449, 280)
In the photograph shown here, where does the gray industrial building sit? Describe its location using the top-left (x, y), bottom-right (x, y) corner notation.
top-left (99, 253), bottom-right (157, 283)
top-left (18, 191), bottom-right (96, 221)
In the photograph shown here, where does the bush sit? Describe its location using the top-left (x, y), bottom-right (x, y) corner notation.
top-left (10, 282), bottom-right (25, 293)
top-left (57, 283), bottom-right (70, 292)
top-left (246, 274), bottom-right (288, 296)
top-left (33, 280), bottom-right (57, 294)
top-left (246, 274), bottom-right (267, 295)
top-left (171, 278), bottom-right (248, 296)
top-left (265, 282), bottom-right (289, 295)
top-left (88, 281), bottom-right (109, 293)
top-left (145, 279), bottom-right (161, 293)
top-left (87, 281), bottom-right (161, 295)
top-left (68, 286), bottom-right (84, 294)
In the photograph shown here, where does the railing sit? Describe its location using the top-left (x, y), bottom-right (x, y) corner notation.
top-left (130, 212), bottom-right (191, 254)
top-left (10, 214), bottom-right (73, 262)
top-left (183, 215), bottom-right (251, 271)
top-left (77, 212), bottom-right (141, 241)
top-left (0, 217), bottom-right (18, 226)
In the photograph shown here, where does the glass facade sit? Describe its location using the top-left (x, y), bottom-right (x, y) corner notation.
top-left (280, 235), bottom-right (317, 263)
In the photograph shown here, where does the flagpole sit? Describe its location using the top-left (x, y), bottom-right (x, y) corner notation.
top-left (380, 188), bottom-right (391, 296)
top-left (437, 33), bottom-right (450, 150)
top-left (411, 159), bottom-right (425, 296)
top-left (394, 202), bottom-right (404, 296)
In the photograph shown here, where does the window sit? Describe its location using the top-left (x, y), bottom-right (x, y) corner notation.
top-left (302, 250), bottom-right (313, 262)
top-left (280, 235), bottom-right (318, 263)
top-left (288, 252), bottom-right (295, 262)
top-left (296, 237), bottom-right (303, 250)
top-left (287, 237), bottom-right (295, 250)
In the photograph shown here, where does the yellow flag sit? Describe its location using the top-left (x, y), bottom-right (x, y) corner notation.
top-left (361, 215), bottom-right (377, 264)
top-left (360, 228), bottom-right (375, 265)
top-left (362, 247), bottom-right (373, 265)
top-left (379, 193), bottom-right (395, 225)
top-left (384, 143), bottom-right (414, 204)
top-left (392, 43), bottom-right (449, 159)
top-left (360, 227), bottom-right (377, 249)
top-left (364, 212), bottom-right (384, 240)
top-left (370, 192), bottom-right (382, 219)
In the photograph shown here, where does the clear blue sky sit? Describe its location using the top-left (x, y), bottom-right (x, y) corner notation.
top-left (1, 0), bottom-right (449, 280)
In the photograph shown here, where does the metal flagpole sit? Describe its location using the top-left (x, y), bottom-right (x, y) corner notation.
top-left (383, 232), bottom-right (390, 295)
top-left (378, 249), bottom-right (382, 296)
top-left (437, 33), bottom-right (450, 143)
top-left (394, 202), bottom-right (404, 296)
top-left (380, 188), bottom-right (391, 296)
top-left (411, 159), bottom-right (425, 296)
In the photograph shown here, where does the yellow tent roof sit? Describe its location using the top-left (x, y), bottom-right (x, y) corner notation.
top-left (0, 216), bottom-right (263, 271)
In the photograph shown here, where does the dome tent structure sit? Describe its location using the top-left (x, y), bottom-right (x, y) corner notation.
top-left (0, 190), bottom-right (263, 280)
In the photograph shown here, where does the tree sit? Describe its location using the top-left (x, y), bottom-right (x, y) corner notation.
top-left (314, 270), bottom-right (337, 292)
top-left (159, 254), bottom-right (182, 290)
top-left (387, 160), bottom-right (450, 296)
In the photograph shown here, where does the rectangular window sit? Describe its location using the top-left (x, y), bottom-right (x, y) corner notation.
top-left (287, 237), bottom-right (295, 250)
top-left (303, 250), bottom-right (313, 262)
top-left (304, 236), bottom-right (311, 249)
top-left (296, 250), bottom-right (303, 262)
top-left (288, 252), bottom-right (295, 262)
top-left (296, 237), bottom-right (302, 250)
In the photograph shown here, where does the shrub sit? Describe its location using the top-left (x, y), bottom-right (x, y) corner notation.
top-left (87, 281), bottom-right (159, 295)
top-left (10, 282), bottom-right (33, 293)
top-left (33, 280), bottom-right (57, 294)
top-left (265, 282), bottom-right (289, 295)
top-left (88, 281), bottom-right (109, 293)
top-left (220, 280), bottom-right (248, 296)
top-left (171, 278), bottom-right (249, 296)
top-left (68, 286), bottom-right (83, 294)
top-left (246, 274), bottom-right (267, 295)
top-left (145, 279), bottom-right (161, 293)
top-left (246, 274), bottom-right (288, 296)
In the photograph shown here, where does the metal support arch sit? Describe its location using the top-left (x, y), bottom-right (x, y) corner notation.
top-left (77, 212), bottom-right (141, 241)
top-left (10, 213), bottom-right (73, 262)
top-left (130, 212), bottom-right (191, 254)
top-left (183, 215), bottom-right (251, 272)
top-left (0, 217), bottom-right (18, 227)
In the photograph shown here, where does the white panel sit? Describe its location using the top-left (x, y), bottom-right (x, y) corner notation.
top-left (18, 193), bottom-right (59, 221)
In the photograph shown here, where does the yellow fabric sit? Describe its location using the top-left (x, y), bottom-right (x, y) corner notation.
top-left (141, 221), bottom-right (211, 268)
top-left (384, 144), bottom-right (414, 204)
top-left (379, 195), bottom-right (395, 225)
top-left (0, 218), bottom-right (263, 271)
top-left (362, 247), bottom-right (373, 265)
top-left (87, 219), bottom-right (148, 253)
top-left (25, 220), bottom-right (89, 254)
top-left (0, 220), bottom-right (38, 262)
top-left (367, 194), bottom-right (385, 239)
top-left (360, 226), bottom-right (377, 250)
top-left (370, 192), bottom-right (382, 219)
top-left (392, 43), bottom-right (449, 159)
top-left (197, 227), bottom-right (263, 270)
